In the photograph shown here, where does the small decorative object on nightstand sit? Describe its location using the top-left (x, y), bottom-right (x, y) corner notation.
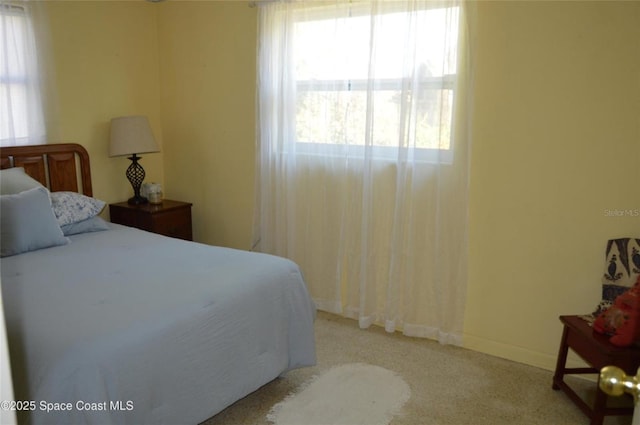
top-left (109, 200), bottom-right (192, 241)
top-left (142, 182), bottom-right (163, 204)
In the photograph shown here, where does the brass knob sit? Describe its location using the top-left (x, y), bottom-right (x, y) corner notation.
top-left (599, 366), bottom-right (640, 402)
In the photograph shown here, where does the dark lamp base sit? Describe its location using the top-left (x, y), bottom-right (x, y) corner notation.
top-left (128, 195), bottom-right (149, 205)
top-left (125, 154), bottom-right (148, 206)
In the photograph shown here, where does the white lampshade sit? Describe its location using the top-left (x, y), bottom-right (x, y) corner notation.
top-left (109, 115), bottom-right (160, 157)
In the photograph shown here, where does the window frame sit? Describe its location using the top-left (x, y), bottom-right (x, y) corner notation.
top-left (289, 3), bottom-right (460, 163)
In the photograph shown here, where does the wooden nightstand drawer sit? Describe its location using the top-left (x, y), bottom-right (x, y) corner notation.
top-left (109, 200), bottom-right (193, 241)
top-left (150, 210), bottom-right (192, 240)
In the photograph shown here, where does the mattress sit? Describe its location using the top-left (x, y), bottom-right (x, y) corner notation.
top-left (0, 223), bottom-right (316, 424)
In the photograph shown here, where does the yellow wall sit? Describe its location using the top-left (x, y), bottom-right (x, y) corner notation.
top-left (157, 1), bottom-right (257, 249)
top-left (39, 0), bottom-right (639, 371)
top-left (40, 1), bottom-right (164, 207)
top-left (466, 0), bottom-right (640, 369)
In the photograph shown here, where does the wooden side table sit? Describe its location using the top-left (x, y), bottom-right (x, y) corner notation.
top-left (109, 200), bottom-right (193, 241)
top-left (552, 315), bottom-right (640, 425)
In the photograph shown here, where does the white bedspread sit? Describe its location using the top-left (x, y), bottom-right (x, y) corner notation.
top-left (1, 224), bottom-right (316, 424)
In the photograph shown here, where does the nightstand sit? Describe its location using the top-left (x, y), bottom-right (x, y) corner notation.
top-left (109, 200), bottom-right (193, 241)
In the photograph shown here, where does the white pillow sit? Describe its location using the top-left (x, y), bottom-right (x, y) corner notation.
top-left (50, 191), bottom-right (106, 227)
top-left (1, 187), bottom-right (69, 257)
top-left (0, 167), bottom-right (44, 195)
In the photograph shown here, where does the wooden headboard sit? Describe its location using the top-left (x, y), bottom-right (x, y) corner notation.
top-left (0, 143), bottom-right (93, 196)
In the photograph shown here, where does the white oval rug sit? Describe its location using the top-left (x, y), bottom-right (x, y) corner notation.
top-left (267, 363), bottom-right (411, 425)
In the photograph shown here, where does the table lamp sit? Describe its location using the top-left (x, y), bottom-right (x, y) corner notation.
top-left (109, 115), bottom-right (160, 205)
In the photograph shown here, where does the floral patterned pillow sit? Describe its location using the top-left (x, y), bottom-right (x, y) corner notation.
top-left (50, 192), bottom-right (106, 227)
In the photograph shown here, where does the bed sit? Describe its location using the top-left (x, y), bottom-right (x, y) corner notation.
top-left (0, 143), bottom-right (316, 425)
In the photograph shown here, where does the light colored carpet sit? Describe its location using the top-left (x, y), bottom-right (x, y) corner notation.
top-left (267, 363), bottom-right (410, 425)
top-left (202, 311), bottom-right (633, 425)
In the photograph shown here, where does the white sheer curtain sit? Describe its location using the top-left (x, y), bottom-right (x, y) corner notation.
top-left (0, 1), bottom-right (46, 147)
top-left (254, 0), bottom-right (472, 344)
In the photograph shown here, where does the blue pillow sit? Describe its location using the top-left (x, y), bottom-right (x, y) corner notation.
top-left (0, 167), bottom-right (44, 195)
top-left (61, 216), bottom-right (110, 236)
top-left (1, 187), bottom-right (69, 257)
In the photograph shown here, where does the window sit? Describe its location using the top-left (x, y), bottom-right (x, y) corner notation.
top-left (0, 3), bottom-right (45, 146)
top-left (255, 0), bottom-right (471, 340)
top-left (291, 3), bottom-right (459, 160)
